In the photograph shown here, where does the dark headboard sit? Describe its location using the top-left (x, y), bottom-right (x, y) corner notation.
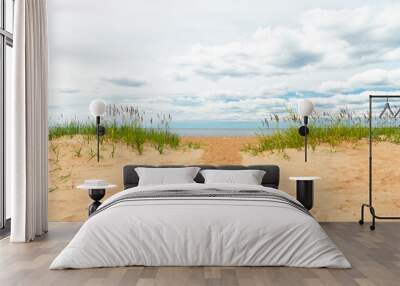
top-left (123, 165), bottom-right (280, 189)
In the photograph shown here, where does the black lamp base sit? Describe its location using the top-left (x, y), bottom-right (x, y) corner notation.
top-left (97, 125), bottom-right (106, 136)
top-left (298, 126), bottom-right (309, 136)
top-left (88, 189), bottom-right (106, 216)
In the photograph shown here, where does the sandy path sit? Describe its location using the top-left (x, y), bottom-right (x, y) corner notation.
top-left (183, 136), bottom-right (258, 164)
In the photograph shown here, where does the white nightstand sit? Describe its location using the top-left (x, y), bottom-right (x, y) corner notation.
top-left (289, 177), bottom-right (321, 210)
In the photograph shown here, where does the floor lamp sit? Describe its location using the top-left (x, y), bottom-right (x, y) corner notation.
top-left (89, 100), bottom-right (106, 162)
top-left (298, 100), bottom-right (314, 162)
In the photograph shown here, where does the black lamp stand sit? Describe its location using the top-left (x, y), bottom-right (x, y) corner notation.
top-left (298, 116), bottom-right (310, 162)
top-left (95, 116), bottom-right (106, 162)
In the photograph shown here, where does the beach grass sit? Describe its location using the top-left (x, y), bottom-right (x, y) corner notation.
top-left (49, 104), bottom-right (182, 155)
top-left (49, 122), bottom-right (181, 155)
top-left (186, 141), bottom-right (202, 149)
top-left (244, 109), bottom-right (400, 155)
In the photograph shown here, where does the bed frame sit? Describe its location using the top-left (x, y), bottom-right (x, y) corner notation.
top-left (123, 165), bottom-right (280, 189)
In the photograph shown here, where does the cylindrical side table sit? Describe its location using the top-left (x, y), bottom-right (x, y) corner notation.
top-left (289, 177), bottom-right (321, 210)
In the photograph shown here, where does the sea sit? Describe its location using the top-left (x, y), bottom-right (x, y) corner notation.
top-left (168, 120), bottom-right (286, 136)
top-left (170, 120), bottom-right (265, 136)
top-left (169, 128), bottom-right (263, 136)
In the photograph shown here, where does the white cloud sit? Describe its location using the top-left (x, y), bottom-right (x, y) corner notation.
top-left (171, 4), bottom-right (400, 81)
top-left (318, 81), bottom-right (349, 93)
top-left (101, 77), bottom-right (147, 87)
top-left (171, 27), bottom-right (321, 81)
top-left (350, 69), bottom-right (393, 86)
top-left (301, 6), bottom-right (400, 66)
top-left (319, 68), bottom-right (400, 93)
top-left (48, 1), bottom-right (400, 123)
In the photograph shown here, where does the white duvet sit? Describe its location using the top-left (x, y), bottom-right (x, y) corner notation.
top-left (50, 183), bottom-right (351, 269)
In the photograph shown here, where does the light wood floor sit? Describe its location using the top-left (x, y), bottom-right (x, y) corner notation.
top-left (0, 222), bottom-right (399, 286)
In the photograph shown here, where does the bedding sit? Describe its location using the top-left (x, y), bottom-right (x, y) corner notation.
top-left (50, 183), bottom-right (351, 269)
top-left (135, 167), bottom-right (200, 186)
top-left (200, 169), bottom-right (266, 185)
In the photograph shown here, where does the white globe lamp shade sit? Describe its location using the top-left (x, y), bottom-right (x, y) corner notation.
top-left (298, 100), bottom-right (314, 117)
top-left (89, 100), bottom-right (106, 117)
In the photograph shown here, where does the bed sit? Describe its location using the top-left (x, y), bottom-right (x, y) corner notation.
top-left (50, 165), bottom-right (350, 269)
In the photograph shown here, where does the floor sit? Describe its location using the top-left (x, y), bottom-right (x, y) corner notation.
top-left (0, 222), bottom-right (399, 286)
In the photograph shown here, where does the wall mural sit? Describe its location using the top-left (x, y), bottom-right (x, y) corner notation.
top-left (48, 0), bottom-right (400, 221)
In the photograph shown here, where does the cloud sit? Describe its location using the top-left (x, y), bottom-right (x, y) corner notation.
top-left (318, 81), bottom-right (349, 93)
top-left (165, 89), bottom-right (400, 121)
top-left (102, 77), bottom-right (146, 87)
top-left (57, 88), bottom-right (81, 94)
top-left (172, 96), bottom-right (204, 106)
top-left (48, 1), bottom-right (400, 123)
top-left (319, 68), bottom-right (400, 93)
top-left (171, 28), bottom-right (321, 81)
top-left (171, 71), bottom-right (189, 82)
top-left (301, 6), bottom-right (400, 65)
top-left (170, 4), bottom-right (400, 81)
top-left (350, 69), bottom-right (394, 86)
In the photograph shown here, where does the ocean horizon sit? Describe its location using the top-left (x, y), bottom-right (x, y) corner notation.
top-left (169, 120), bottom-right (267, 136)
top-left (169, 128), bottom-right (274, 136)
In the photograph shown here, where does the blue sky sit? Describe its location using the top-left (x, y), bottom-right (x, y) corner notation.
top-left (48, 0), bottom-right (400, 125)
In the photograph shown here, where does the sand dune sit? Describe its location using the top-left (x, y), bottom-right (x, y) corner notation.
top-left (242, 141), bottom-right (400, 221)
top-left (48, 136), bottom-right (203, 221)
top-left (49, 136), bottom-right (400, 222)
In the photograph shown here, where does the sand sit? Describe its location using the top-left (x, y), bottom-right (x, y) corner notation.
top-left (183, 136), bottom-right (258, 164)
top-left (48, 136), bottom-right (204, 221)
top-left (242, 141), bottom-right (400, 221)
top-left (49, 136), bottom-right (400, 222)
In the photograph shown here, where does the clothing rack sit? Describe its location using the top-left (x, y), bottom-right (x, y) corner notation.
top-left (359, 94), bottom-right (400, 230)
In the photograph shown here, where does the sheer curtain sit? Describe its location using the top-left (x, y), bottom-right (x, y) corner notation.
top-left (8, 0), bottom-right (48, 242)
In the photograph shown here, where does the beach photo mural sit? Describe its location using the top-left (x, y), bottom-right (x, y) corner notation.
top-left (48, 0), bottom-right (400, 221)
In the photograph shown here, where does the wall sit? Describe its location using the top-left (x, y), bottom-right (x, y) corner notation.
top-left (47, 0), bottom-right (400, 222)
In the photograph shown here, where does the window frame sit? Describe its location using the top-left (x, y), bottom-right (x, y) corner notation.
top-left (0, 0), bottom-right (13, 233)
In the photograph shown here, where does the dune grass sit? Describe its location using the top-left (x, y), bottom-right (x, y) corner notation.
top-left (49, 122), bottom-right (181, 155)
top-left (243, 109), bottom-right (400, 155)
top-left (49, 105), bottom-right (181, 155)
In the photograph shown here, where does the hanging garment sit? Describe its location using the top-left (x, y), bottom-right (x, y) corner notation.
top-left (379, 98), bottom-right (395, 118)
top-left (394, 106), bottom-right (400, 118)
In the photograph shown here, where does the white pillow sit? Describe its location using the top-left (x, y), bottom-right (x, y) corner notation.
top-left (135, 167), bottom-right (201, 186)
top-left (200, 169), bottom-right (266, 185)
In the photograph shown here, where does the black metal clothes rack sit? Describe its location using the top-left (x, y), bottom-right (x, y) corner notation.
top-left (359, 95), bottom-right (400, 230)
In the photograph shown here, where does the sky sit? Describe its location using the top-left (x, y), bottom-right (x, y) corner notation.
top-left (48, 0), bottom-right (400, 126)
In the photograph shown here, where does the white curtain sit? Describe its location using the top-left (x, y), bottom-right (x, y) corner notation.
top-left (9, 0), bottom-right (48, 242)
